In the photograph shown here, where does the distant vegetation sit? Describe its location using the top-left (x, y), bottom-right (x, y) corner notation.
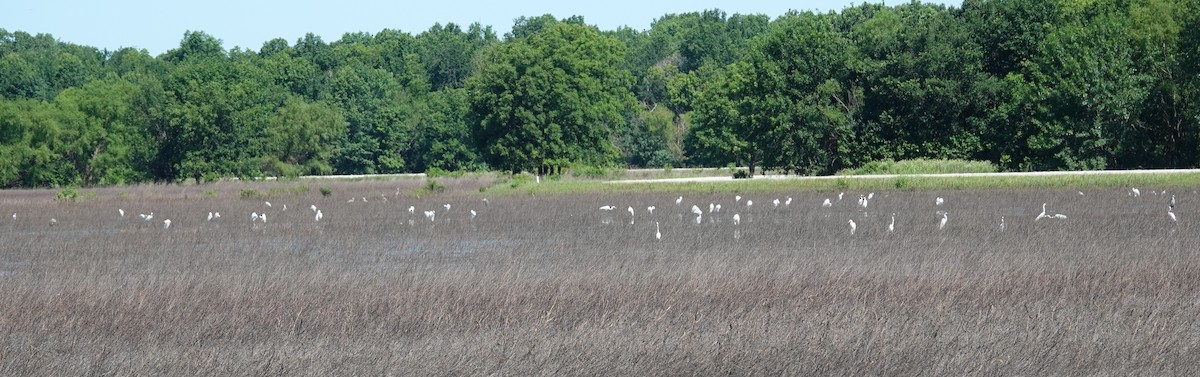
top-left (2, 0), bottom-right (1199, 188)
top-left (837, 159), bottom-right (998, 175)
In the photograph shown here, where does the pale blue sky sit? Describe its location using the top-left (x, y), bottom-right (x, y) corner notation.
top-left (4, 1), bottom-right (959, 56)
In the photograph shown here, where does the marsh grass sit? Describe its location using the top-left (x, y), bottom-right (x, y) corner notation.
top-left (2, 180), bottom-right (1200, 375)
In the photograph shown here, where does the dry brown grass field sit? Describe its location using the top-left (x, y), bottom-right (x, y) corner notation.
top-left (2, 179), bottom-right (1199, 375)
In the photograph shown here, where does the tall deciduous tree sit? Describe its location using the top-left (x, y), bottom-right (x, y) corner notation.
top-left (467, 20), bottom-right (634, 174)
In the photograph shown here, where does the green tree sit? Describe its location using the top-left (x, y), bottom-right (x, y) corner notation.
top-left (467, 20), bottom-right (634, 174)
top-left (54, 75), bottom-right (155, 185)
top-left (262, 96), bottom-right (346, 177)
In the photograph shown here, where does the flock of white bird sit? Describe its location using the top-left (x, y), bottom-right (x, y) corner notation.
top-left (7, 186), bottom-right (1182, 239)
top-left (590, 186), bottom-right (1183, 240)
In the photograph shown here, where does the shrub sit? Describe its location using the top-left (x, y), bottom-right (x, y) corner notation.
top-left (239, 189), bottom-right (262, 199)
top-left (55, 187), bottom-right (79, 202)
top-left (732, 170), bottom-right (751, 179)
top-left (838, 159), bottom-right (997, 175)
top-left (319, 187), bottom-right (332, 198)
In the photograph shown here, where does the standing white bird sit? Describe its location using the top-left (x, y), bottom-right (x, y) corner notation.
top-left (691, 205), bottom-right (702, 216)
top-left (310, 204), bottom-right (318, 212)
top-left (785, 197), bottom-right (793, 206)
top-left (264, 201), bottom-right (272, 208)
top-left (868, 192), bottom-right (875, 200)
top-left (163, 219), bottom-right (171, 229)
top-left (708, 203), bottom-right (714, 214)
top-left (935, 197), bottom-right (944, 206)
top-left (207, 212), bottom-right (214, 221)
top-left (1131, 187), bottom-right (1141, 197)
top-left (675, 196), bottom-right (683, 206)
top-left (822, 198), bottom-right (832, 208)
top-left (49, 218), bottom-right (56, 226)
top-left (443, 204), bottom-right (451, 212)
top-left (732, 214), bottom-right (741, 225)
top-left (848, 219), bottom-right (856, 235)
top-left (628, 206), bottom-right (635, 224)
top-left (1052, 214), bottom-right (1068, 220)
top-left (647, 206), bottom-right (656, 215)
top-left (888, 213), bottom-right (895, 233)
top-left (735, 195), bottom-right (742, 204)
top-left (252, 212), bottom-right (260, 222)
top-left (655, 222), bottom-right (661, 241)
top-left (259, 213), bottom-right (266, 223)
top-left (118, 209), bottom-right (125, 217)
top-left (424, 210), bottom-right (436, 222)
top-left (470, 210), bottom-right (477, 220)
top-left (1035, 203), bottom-right (1049, 221)
top-left (144, 212), bottom-right (153, 222)
top-left (1171, 195), bottom-right (1176, 206)
top-left (838, 192), bottom-right (844, 201)
top-left (746, 200), bottom-right (753, 208)
top-left (315, 210), bottom-right (323, 222)
top-left (408, 206), bottom-right (415, 214)
top-left (773, 198), bottom-right (780, 208)
top-left (714, 204), bottom-right (722, 213)
top-left (600, 205), bottom-right (616, 211)
top-left (939, 212), bottom-right (949, 230)
top-left (1169, 205), bottom-right (1177, 223)
top-left (214, 212), bottom-right (220, 219)
top-left (482, 198), bottom-right (490, 207)
top-left (348, 197), bottom-right (355, 203)
top-left (999, 216), bottom-right (1006, 232)
top-left (282, 204), bottom-right (287, 211)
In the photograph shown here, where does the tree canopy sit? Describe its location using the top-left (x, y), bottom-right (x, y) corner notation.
top-left (1, 0), bottom-right (1198, 187)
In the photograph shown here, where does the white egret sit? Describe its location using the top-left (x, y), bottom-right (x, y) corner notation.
top-left (482, 198), bottom-right (490, 207)
top-left (858, 195), bottom-right (868, 209)
top-left (163, 219), bottom-right (171, 229)
top-left (888, 213), bottom-right (895, 233)
top-left (424, 210), bottom-right (436, 222)
top-left (868, 192), bottom-right (875, 200)
top-left (1077, 191), bottom-right (1084, 196)
top-left (264, 201), bottom-right (272, 207)
top-left (838, 192), bottom-right (844, 201)
top-left (207, 212), bottom-right (214, 221)
top-left (260, 213), bottom-right (267, 223)
top-left (691, 205), bottom-right (702, 216)
top-left (282, 204), bottom-right (287, 211)
top-left (736, 195), bottom-right (742, 203)
top-left (714, 204), bottom-right (722, 213)
top-left (647, 206), bottom-right (656, 215)
top-left (999, 216), bottom-right (1005, 232)
top-left (628, 206), bottom-right (635, 223)
top-left (772, 198), bottom-right (780, 208)
top-left (1131, 187), bottom-right (1141, 197)
top-left (444, 203), bottom-right (451, 212)
top-left (348, 198), bottom-right (355, 203)
top-left (362, 197), bottom-right (367, 202)
top-left (675, 196), bottom-right (683, 206)
top-left (408, 206), bottom-right (415, 214)
top-left (315, 210), bottom-right (323, 222)
top-left (694, 215), bottom-right (703, 225)
top-left (935, 197), bottom-right (944, 206)
top-left (939, 212), bottom-right (948, 230)
top-left (1169, 205), bottom-right (1177, 223)
top-left (1172, 195), bottom-right (1176, 206)
top-left (733, 214), bottom-right (741, 225)
top-left (49, 218), bottom-right (56, 226)
top-left (600, 205), bottom-right (616, 211)
top-left (785, 197), bottom-right (792, 207)
top-left (252, 212), bottom-right (260, 222)
top-left (470, 210), bottom-right (477, 220)
top-left (708, 203), bottom-right (714, 214)
top-left (310, 204), bottom-right (318, 212)
top-left (848, 219), bottom-right (856, 235)
top-left (119, 209), bottom-right (125, 217)
top-left (655, 222), bottom-right (661, 241)
top-left (1035, 203), bottom-right (1049, 221)
top-left (1052, 214), bottom-right (1067, 220)
top-left (144, 212), bottom-right (153, 222)
top-left (214, 212), bottom-right (220, 219)
top-left (822, 199), bottom-right (832, 208)
top-left (746, 200), bottom-right (753, 208)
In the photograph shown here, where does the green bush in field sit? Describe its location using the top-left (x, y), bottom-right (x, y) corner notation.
top-left (838, 159), bottom-right (997, 175)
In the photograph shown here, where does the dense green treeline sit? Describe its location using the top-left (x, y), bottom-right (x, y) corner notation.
top-left (1, 0), bottom-right (1198, 187)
